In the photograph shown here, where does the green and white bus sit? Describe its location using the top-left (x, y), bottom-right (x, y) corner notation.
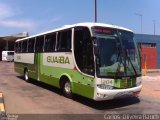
top-left (14, 23), bottom-right (142, 101)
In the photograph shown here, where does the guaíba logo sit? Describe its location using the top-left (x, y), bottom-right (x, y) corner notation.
top-left (47, 56), bottom-right (70, 64)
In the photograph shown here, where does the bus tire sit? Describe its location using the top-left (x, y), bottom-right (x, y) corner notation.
top-left (62, 80), bottom-right (73, 98)
top-left (24, 69), bottom-right (29, 82)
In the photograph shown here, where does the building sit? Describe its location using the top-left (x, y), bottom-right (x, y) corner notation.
top-left (134, 34), bottom-right (160, 69)
top-left (0, 32), bottom-right (28, 61)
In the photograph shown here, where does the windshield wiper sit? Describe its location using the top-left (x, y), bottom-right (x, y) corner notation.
top-left (126, 50), bottom-right (138, 76)
top-left (115, 30), bottom-right (127, 77)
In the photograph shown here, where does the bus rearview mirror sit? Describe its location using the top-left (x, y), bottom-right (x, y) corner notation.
top-left (93, 44), bottom-right (100, 56)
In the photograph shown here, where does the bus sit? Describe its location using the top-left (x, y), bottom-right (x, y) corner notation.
top-left (2, 51), bottom-right (14, 62)
top-left (14, 23), bottom-right (142, 101)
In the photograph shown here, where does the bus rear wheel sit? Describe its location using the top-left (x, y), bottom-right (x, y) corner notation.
top-left (24, 69), bottom-right (29, 81)
top-left (62, 80), bottom-right (73, 98)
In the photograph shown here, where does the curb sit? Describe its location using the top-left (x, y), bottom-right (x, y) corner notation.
top-left (142, 69), bottom-right (160, 73)
top-left (0, 93), bottom-right (5, 113)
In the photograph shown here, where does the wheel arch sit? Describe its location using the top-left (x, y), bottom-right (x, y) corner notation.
top-left (59, 73), bottom-right (73, 89)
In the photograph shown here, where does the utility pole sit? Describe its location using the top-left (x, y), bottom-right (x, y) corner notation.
top-left (153, 20), bottom-right (156, 35)
top-left (135, 13), bottom-right (143, 34)
top-left (95, 0), bottom-right (97, 22)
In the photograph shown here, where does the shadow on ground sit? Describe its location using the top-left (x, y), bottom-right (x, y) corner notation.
top-left (73, 95), bottom-right (140, 110)
top-left (17, 75), bottom-right (140, 110)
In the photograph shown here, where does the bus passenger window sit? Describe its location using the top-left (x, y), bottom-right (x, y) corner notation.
top-left (28, 38), bottom-right (35, 53)
top-left (8, 52), bottom-right (14, 55)
top-left (35, 36), bottom-right (44, 53)
top-left (44, 33), bottom-right (56, 52)
top-left (57, 29), bottom-right (71, 52)
top-left (14, 42), bottom-right (18, 53)
top-left (18, 42), bottom-right (22, 53)
top-left (22, 40), bottom-right (28, 53)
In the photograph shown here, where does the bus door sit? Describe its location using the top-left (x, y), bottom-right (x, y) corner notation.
top-left (35, 36), bottom-right (44, 80)
top-left (74, 27), bottom-right (95, 98)
top-left (27, 38), bottom-right (38, 79)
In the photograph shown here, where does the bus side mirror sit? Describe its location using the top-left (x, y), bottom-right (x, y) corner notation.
top-left (93, 44), bottom-right (100, 56)
top-left (92, 37), bottom-right (100, 56)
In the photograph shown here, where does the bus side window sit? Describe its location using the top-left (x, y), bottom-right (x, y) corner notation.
top-left (44, 33), bottom-right (56, 52)
top-left (10, 52), bottom-right (14, 55)
top-left (74, 27), bottom-right (94, 76)
top-left (8, 52), bottom-right (14, 55)
top-left (57, 29), bottom-right (71, 52)
top-left (15, 42), bottom-right (18, 53)
top-left (18, 42), bottom-right (22, 53)
top-left (35, 36), bottom-right (44, 53)
top-left (22, 40), bottom-right (28, 53)
top-left (28, 38), bottom-right (35, 53)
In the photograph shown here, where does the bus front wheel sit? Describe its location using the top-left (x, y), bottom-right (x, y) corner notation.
top-left (62, 80), bottom-right (73, 98)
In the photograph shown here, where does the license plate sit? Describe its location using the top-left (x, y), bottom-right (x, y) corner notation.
top-left (114, 91), bottom-right (133, 99)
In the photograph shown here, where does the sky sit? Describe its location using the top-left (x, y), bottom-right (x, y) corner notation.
top-left (0, 0), bottom-right (160, 36)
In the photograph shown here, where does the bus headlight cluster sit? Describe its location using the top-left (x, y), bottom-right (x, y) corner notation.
top-left (136, 81), bottom-right (142, 86)
top-left (97, 84), bottom-right (113, 90)
top-left (136, 77), bottom-right (142, 86)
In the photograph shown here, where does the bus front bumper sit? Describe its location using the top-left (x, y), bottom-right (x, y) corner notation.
top-left (94, 85), bottom-right (142, 101)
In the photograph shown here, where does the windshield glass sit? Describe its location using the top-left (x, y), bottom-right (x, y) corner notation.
top-left (92, 27), bottom-right (141, 78)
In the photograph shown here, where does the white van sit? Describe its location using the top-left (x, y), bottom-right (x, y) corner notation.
top-left (2, 51), bottom-right (14, 62)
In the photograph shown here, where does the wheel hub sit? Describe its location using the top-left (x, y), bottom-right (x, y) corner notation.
top-left (64, 82), bottom-right (71, 94)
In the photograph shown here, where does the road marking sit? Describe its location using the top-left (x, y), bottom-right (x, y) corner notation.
top-left (142, 76), bottom-right (160, 81)
top-left (0, 103), bottom-right (5, 111)
top-left (0, 93), bottom-right (2, 98)
top-left (0, 92), bottom-right (5, 112)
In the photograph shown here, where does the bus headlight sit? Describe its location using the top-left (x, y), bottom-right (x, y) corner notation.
top-left (97, 84), bottom-right (113, 90)
top-left (136, 81), bottom-right (142, 86)
top-left (136, 77), bottom-right (142, 86)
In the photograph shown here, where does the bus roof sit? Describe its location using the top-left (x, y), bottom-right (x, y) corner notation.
top-left (16, 22), bottom-right (133, 42)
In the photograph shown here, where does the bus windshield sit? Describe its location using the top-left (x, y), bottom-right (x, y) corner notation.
top-left (92, 27), bottom-right (141, 78)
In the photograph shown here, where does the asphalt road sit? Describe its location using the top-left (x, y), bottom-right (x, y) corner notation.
top-left (0, 62), bottom-right (160, 120)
